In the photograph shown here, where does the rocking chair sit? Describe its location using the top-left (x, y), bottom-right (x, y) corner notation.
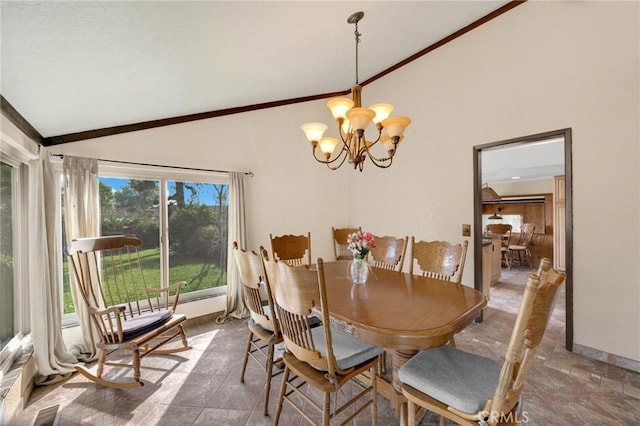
top-left (66, 235), bottom-right (192, 389)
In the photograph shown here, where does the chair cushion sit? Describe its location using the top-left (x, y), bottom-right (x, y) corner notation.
top-left (255, 305), bottom-right (275, 331)
top-left (311, 326), bottom-right (383, 371)
top-left (398, 345), bottom-right (500, 414)
top-left (122, 309), bottom-right (173, 340)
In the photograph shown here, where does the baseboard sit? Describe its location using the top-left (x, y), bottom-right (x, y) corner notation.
top-left (573, 343), bottom-right (640, 373)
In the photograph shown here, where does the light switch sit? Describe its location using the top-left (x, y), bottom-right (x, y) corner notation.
top-left (462, 224), bottom-right (471, 237)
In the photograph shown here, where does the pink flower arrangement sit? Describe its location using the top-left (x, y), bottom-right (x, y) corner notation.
top-left (347, 230), bottom-right (376, 260)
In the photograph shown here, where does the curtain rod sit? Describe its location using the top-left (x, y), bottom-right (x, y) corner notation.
top-left (50, 153), bottom-right (254, 177)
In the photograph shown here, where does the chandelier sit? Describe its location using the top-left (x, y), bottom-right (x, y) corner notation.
top-left (301, 11), bottom-right (411, 172)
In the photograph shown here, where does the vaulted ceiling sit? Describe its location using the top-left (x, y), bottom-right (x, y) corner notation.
top-left (1, 1), bottom-right (516, 144)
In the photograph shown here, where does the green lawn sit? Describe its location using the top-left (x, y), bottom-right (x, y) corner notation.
top-left (63, 248), bottom-right (226, 314)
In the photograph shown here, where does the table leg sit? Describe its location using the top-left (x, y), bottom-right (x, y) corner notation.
top-left (391, 349), bottom-right (418, 425)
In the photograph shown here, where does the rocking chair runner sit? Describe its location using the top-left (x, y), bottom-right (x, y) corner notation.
top-left (66, 235), bottom-right (192, 389)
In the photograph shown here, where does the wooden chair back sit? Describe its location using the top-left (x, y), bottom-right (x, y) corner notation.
top-left (486, 224), bottom-right (513, 248)
top-left (332, 227), bottom-right (360, 260)
top-left (68, 236), bottom-right (180, 329)
top-left (271, 258), bottom-right (344, 374)
top-left (269, 232), bottom-right (311, 266)
top-left (370, 235), bottom-right (408, 272)
top-left (232, 242), bottom-right (278, 334)
top-left (516, 223), bottom-right (535, 247)
top-left (489, 260), bottom-right (565, 423)
top-left (409, 238), bottom-right (468, 284)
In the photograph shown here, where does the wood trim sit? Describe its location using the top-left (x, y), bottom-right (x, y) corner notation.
top-left (361, 0), bottom-right (527, 86)
top-left (564, 128), bottom-right (573, 351)
top-left (39, 0), bottom-right (527, 146)
top-left (0, 95), bottom-right (43, 143)
top-left (42, 90), bottom-right (350, 146)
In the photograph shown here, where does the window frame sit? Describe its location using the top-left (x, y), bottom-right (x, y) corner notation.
top-left (0, 149), bottom-right (32, 376)
top-left (61, 161), bottom-right (229, 325)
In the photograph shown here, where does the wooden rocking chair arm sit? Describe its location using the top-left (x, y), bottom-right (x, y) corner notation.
top-left (89, 305), bottom-right (126, 316)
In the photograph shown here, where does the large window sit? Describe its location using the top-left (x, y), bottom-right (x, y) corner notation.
top-left (62, 167), bottom-right (228, 316)
top-left (0, 153), bottom-right (28, 376)
top-left (0, 162), bottom-right (15, 352)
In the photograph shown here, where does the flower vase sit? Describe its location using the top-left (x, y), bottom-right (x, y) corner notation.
top-left (349, 257), bottom-right (369, 285)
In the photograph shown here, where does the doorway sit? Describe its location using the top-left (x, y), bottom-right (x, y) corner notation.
top-left (473, 128), bottom-right (573, 351)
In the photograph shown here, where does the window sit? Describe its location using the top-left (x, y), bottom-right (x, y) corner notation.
top-left (0, 154), bottom-right (29, 375)
top-left (62, 166), bottom-right (228, 316)
top-left (1, 162), bottom-right (16, 352)
top-left (482, 214), bottom-right (523, 234)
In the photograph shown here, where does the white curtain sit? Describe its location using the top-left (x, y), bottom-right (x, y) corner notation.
top-left (62, 156), bottom-right (101, 361)
top-left (28, 148), bottom-right (77, 385)
top-left (217, 172), bottom-right (249, 322)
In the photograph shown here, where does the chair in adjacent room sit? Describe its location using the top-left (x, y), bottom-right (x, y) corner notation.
top-left (408, 238), bottom-right (468, 284)
top-left (369, 235), bottom-right (408, 272)
top-left (232, 242), bottom-right (283, 416)
top-left (272, 258), bottom-right (383, 425)
top-left (398, 258), bottom-right (565, 426)
top-left (66, 235), bottom-right (191, 389)
top-left (486, 223), bottom-right (513, 269)
top-left (269, 232), bottom-right (311, 266)
top-left (509, 223), bottom-right (535, 268)
top-left (332, 226), bottom-right (361, 260)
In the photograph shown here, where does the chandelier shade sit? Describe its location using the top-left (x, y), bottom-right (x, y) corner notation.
top-left (327, 98), bottom-right (354, 120)
top-left (301, 123), bottom-right (328, 142)
top-left (301, 11), bottom-right (411, 172)
top-left (346, 107), bottom-right (376, 131)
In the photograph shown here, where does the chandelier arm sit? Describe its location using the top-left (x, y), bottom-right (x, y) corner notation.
top-left (355, 128), bottom-right (383, 159)
top-left (311, 145), bottom-right (349, 165)
top-left (337, 125), bottom-right (353, 151)
top-left (326, 151), bottom-right (350, 170)
top-left (362, 145), bottom-right (395, 163)
top-left (369, 155), bottom-right (394, 169)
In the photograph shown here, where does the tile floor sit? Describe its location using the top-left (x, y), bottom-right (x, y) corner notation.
top-left (8, 267), bottom-right (640, 425)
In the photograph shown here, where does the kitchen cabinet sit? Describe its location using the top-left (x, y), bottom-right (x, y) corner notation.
top-left (490, 239), bottom-right (501, 284)
top-left (482, 242), bottom-right (492, 300)
top-left (554, 176), bottom-right (566, 271)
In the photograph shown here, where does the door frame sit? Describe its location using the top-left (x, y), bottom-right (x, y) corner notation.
top-left (473, 128), bottom-right (573, 351)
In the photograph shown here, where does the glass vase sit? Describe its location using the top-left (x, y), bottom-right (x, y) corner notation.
top-left (349, 257), bottom-right (369, 285)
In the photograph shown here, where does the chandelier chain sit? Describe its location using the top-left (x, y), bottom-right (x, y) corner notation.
top-left (354, 21), bottom-right (361, 85)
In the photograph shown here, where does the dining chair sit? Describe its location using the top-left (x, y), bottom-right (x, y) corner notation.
top-left (271, 257), bottom-right (383, 425)
top-left (269, 232), bottom-right (311, 266)
top-left (398, 258), bottom-right (565, 426)
top-left (332, 226), bottom-right (361, 260)
top-left (486, 224), bottom-right (513, 269)
top-left (369, 235), bottom-right (408, 272)
top-left (509, 223), bottom-right (535, 268)
top-left (408, 238), bottom-right (468, 284)
top-left (232, 242), bottom-right (283, 416)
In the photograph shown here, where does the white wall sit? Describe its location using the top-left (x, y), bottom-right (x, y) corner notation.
top-left (353, 1), bottom-right (639, 362)
top-left (56, 1), bottom-right (639, 362)
top-left (53, 99), bottom-right (352, 261)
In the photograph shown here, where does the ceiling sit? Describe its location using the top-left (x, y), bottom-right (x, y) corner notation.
top-left (1, 1), bottom-right (513, 141)
top-left (482, 138), bottom-right (565, 184)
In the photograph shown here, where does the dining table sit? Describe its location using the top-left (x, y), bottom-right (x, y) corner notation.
top-left (320, 260), bottom-right (487, 424)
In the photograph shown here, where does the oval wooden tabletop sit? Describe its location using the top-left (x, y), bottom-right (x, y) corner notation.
top-left (322, 261), bottom-right (487, 350)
